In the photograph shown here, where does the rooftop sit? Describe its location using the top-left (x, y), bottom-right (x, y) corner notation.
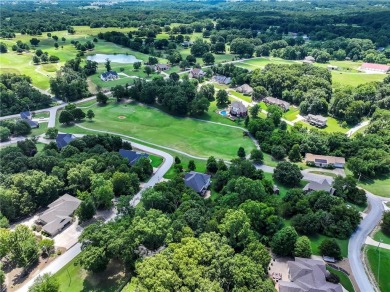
top-left (308, 114), bottom-right (327, 122)
top-left (184, 171), bottom-right (211, 193)
top-left (303, 179), bottom-right (335, 194)
top-left (56, 133), bottom-right (76, 149)
top-left (361, 62), bottom-right (390, 71)
top-left (119, 149), bottom-right (149, 166)
top-left (305, 153), bottom-right (345, 165)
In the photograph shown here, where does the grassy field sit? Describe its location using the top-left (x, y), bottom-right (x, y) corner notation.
top-left (309, 234), bottom-right (349, 258)
top-left (365, 245), bottom-right (390, 292)
top-left (53, 256), bottom-right (129, 292)
top-left (149, 154), bottom-right (163, 168)
top-left (228, 90), bottom-right (252, 103)
top-left (30, 122), bottom-right (48, 137)
top-left (357, 174), bottom-right (390, 198)
top-left (326, 266), bottom-right (355, 292)
top-left (373, 229), bottom-right (390, 245)
top-left (283, 107), bottom-right (300, 121)
top-left (33, 112), bottom-right (50, 118)
top-left (56, 101), bottom-right (255, 160)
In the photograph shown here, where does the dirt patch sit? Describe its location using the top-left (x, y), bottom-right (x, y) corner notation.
top-left (118, 115), bottom-right (126, 119)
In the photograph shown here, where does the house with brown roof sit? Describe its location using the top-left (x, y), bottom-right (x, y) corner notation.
top-left (155, 64), bottom-right (171, 72)
top-left (189, 68), bottom-right (206, 79)
top-left (305, 153), bottom-right (345, 168)
top-left (230, 101), bottom-right (248, 117)
top-left (236, 84), bottom-right (253, 95)
top-left (303, 179), bottom-right (335, 195)
top-left (306, 114), bottom-right (327, 128)
top-left (278, 257), bottom-right (343, 292)
top-left (359, 62), bottom-right (390, 73)
top-left (263, 97), bottom-right (290, 111)
top-left (36, 194), bottom-right (81, 237)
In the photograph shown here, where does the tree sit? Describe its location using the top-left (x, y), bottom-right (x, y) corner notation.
top-left (0, 126), bottom-right (10, 142)
top-left (202, 52), bottom-right (215, 65)
top-left (111, 85), bottom-right (127, 102)
top-left (111, 171), bottom-right (140, 196)
top-left (105, 58), bottom-right (111, 72)
top-left (59, 110), bottom-right (74, 125)
top-left (144, 65), bottom-right (153, 77)
top-left (288, 144), bottom-right (302, 162)
top-left (133, 61), bottom-right (142, 70)
top-left (61, 37), bottom-right (66, 42)
top-left (87, 110), bottom-right (95, 120)
top-left (169, 72), bottom-right (180, 82)
top-left (175, 156), bottom-right (181, 164)
top-left (270, 226), bottom-right (298, 256)
top-left (91, 177), bottom-right (114, 209)
top-left (250, 149), bottom-right (263, 164)
top-left (45, 128), bottom-right (58, 139)
top-left (32, 55), bottom-right (40, 64)
top-left (78, 246), bottom-right (109, 273)
top-left (8, 225), bottom-right (39, 268)
top-left (0, 42), bottom-right (8, 53)
top-left (76, 197), bottom-right (96, 223)
top-left (237, 147), bottom-right (246, 159)
top-left (96, 92), bottom-right (108, 104)
top-left (188, 160), bottom-right (196, 171)
top-left (49, 55), bottom-right (59, 63)
top-left (216, 90), bottom-right (229, 107)
top-left (40, 53), bottom-right (48, 63)
top-left (382, 211), bottom-right (390, 236)
top-left (29, 38), bottom-right (40, 46)
top-left (294, 236), bottom-right (312, 258)
top-left (250, 104), bottom-right (260, 118)
top-left (273, 161), bottom-right (303, 186)
top-left (14, 120), bottom-right (32, 136)
top-left (271, 145), bottom-right (286, 160)
top-left (28, 273), bottom-right (59, 292)
top-left (52, 36), bottom-right (58, 41)
top-left (38, 239), bottom-right (55, 256)
top-left (71, 108), bottom-right (86, 121)
top-left (54, 42), bottom-right (59, 49)
top-left (199, 84), bottom-right (215, 101)
top-left (148, 56), bottom-right (158, 65)
top-left (206, 156), bottom-right (218, 173)
top-left (319, 239), bottom-right (342, 260)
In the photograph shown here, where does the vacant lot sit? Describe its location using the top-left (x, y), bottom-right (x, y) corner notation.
top-left (56, 101), bottom-right (255, 160)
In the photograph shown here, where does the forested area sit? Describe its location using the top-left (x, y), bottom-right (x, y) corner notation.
top-left (0, 135), bottom-right (152, 223)
top-left (0, 74), bottom-right (52, 116)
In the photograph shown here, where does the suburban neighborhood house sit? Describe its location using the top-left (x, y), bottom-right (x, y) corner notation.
top-left (278, 258), bottom-right (343, 292)
top-left (303, 179), bottom-right (335, 195)
top-left (303, 55), bottom-right (315, 63)
top-left (20, 111), bottom-right (32, 120)
top-left (184, 171), bottom-right (211, 196)
top-left (20, 110), bottom-right (39, 128)
top-left (36, 194), bottom-right (81, 237)
top-left (305, 153), bottom-right (346, 168)
top-left (359, 62), bottom-right (390, 73)
top-left (306, 114), bottom-right (327, 128)
top-left (189, 68), bottom-right (206, 79)
top-left (100, 70), bottom-right (119, 81)
top-left (230, 101), bottom-right (248, 117)
top-left (263, 96), bottom-right (290, 111)
top-left (212, 75), bottom-right (232, 85)
top-left (236, 83), bottom-right (253, 95)
top-left (119, 149), bottom-right (149, 166)
top-left (56, 133), bottom-right (77, 149)
top-left (154, 64), bottom-right (171, 72)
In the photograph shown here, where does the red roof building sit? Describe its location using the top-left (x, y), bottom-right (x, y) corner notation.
top-left (360, 63), bottom-right (390, 73)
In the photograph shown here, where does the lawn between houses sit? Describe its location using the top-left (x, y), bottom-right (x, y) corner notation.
top-left (56, 101), bottom-right (256, 161)
top-left (365, 245), bottom-right (390, 292)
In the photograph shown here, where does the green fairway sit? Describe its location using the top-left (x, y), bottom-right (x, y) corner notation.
top-left (365, 245), bottom-right (390, 292)
top-left (56, 101), bottom-right (256, 160)
top-left (331, 71), bottom-right (385, 87)
top-left (373, 229), bottom-right (390, 245)
top-left (308, 234), bottom-right (349, 258)
top-left (53, 255), bottom-right (129, 292)
top-left (326, 266), bottom-right (355, 292)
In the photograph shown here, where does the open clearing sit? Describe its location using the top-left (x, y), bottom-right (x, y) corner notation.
top-left (56, 101), bottom-right (255, 160)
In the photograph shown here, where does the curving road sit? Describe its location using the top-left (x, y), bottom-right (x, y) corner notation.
top-left (18, 136), bottom-right (173, 292)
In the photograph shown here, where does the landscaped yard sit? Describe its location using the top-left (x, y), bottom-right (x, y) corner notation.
top-left (149, 154), bottom-right (163, 168)
top-left (326, 266), bottom-right (355, 292)
top-left (283, 107), bottom-right (300, 122)
top-left (57, 101), bottom-right (256, 160)
top-left (30, 122), bottom-right (48, 137)
top-left (309, 234), bottom-right (349, 258)
top-left (365, 245), bottom-right (390, 292)
top-left (262, 172), bottom-right (308, 199)
top-left (373, 229), bottom-right (390, 245)
top-left (357, 174), bottom-right (390, 198)
top-left (53, 256), bottom-right (130, 292)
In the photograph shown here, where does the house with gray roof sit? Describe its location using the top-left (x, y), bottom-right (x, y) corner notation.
top-left (213, 75), bottom-right (232, 85)
top-left (119, 149), bottom-right (149, 166)
top-left (230, 101), bottom-right (248, 117)
top-left (23, 119), bottom-right (39, 129)
top-left (278, 257), bottom-right (342, 292)
top-left (236, 84), bottom-right (253, 95)
top-left (56, 133), bottom-right (76, 149)
top-left (263, 96), bottom-right (290, 111)
top-left (100, 71), bottom-right (119, 81)
top-left (20, 111), bottom-right (32, 120)
top-left (307, 114), bottom-right (327, 128)
top-left (36, 194), bottom-right (81, 237)
top-left (184, 171), bottom-right (211, 195)
top-left (189, 68), bottom-right (206, 79)
top-left (303, 179), bottom-right (335, 195)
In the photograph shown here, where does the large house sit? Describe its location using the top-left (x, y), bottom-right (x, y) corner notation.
top-left (359, 63), bottom-right (390, 73)
top-left (23, 119), bottom-right (39, 129)
top-left (303, 179), bottom-right (335, 195)
top-left (36, 194), bottom-right (81, 237)
top-left (263, 97), bottom-right (290, 111)
top-left (184, 171), bottom-right (211, 195)
top-left (236, 84), bottom-right (253, 95)
top-left (278, 257), bottom-right (343, 292)
top-left (189, 68), bottom-right (206, 79)
top-left (212, 75), bottom-right (232, 85)
top-left (119, 149), bottom-right (149, 166)
top-left (230, 101), bottom-right (248, 117)
top-left (100, 71), bottom-right (119, 81)
top-left (181, 41), bottom-right (193, 47)
top-left (155, 64), bottom-right (171, 72)
top-left (56, 133), bottom-right (76, 149)
top-left (306, 114), bottom-right (327, 128)
top-left (305, 153), bottom-right (346, 168)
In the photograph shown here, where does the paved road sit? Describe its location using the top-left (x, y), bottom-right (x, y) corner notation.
top-left (346, 120), bottom-right (370, 137)
top-left (18, 136), bottom-right (173, 292)
top-left (348, 192), bottom-right (384, 292)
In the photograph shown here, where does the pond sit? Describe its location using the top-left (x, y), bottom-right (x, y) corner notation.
top-left (87, 54), bottom-right (141, 64)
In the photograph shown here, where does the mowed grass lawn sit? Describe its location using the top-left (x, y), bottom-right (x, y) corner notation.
top-left (326, 266), bottom-right (355, 292)
top-left (309, 234), bottom-right (349, 258)
top-left (53, 256), bottom-right (129, 292)
top-left (365, 245), bottom-right (390, 292)
top-left (57, 101), bottom-right (255, 160)
top-left (373, 229), bottom-right (390, 245)
top-left (358, 174), bottom-right (390, 198)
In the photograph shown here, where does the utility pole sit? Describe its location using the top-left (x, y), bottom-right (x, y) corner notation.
top-left (377, 238), bottom-right (383, 287)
